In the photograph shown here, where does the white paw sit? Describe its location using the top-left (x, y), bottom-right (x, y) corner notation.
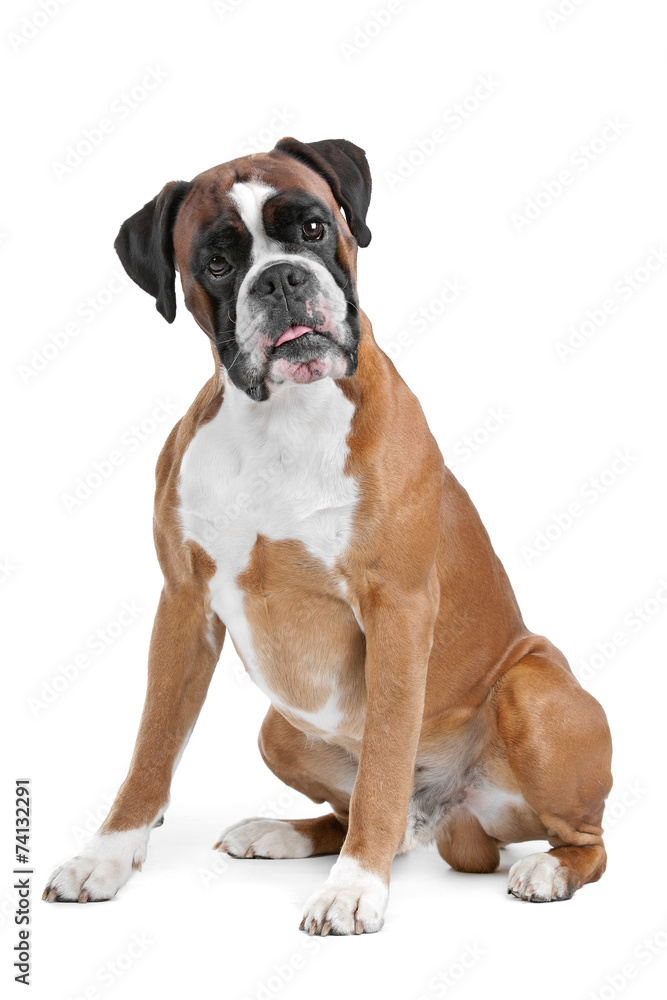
top-left (43, 829), bottom-right (149, 903)
top-left (508, 852), bottom-right (576, 902)
top-left (300, 857), bottom-right (388, 935)
top-left (214, 817), bottom-right (312, 859)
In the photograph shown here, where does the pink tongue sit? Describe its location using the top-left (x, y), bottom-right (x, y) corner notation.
top-left (274, 325), bottom-right (313, 348)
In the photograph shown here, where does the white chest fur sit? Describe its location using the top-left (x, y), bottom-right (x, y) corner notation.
top-left (177, 376), bottom-right (359, 725)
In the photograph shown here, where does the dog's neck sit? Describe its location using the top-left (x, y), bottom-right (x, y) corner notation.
top-left (216, 369), bottom-right (356, 453)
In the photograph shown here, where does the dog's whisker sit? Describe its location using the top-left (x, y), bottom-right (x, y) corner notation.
top-left (226, 346), bottom-right (243, 373)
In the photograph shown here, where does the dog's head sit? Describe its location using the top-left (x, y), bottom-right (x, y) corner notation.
top-left (115, 138), bottom-right (372, 401)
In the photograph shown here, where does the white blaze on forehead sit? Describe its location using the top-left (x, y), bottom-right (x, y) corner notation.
top-left (229, 180), bottom-right (280, 262)
top-left (229, 179), bottom-right (354, 372)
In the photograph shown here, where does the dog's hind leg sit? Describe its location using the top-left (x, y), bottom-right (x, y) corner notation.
top-left (493, 645), bottom-right (612, 901)
top-left (214, 707), bottom-right (356, 859)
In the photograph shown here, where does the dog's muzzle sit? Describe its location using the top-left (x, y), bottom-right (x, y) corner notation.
top-left (230, 258), bottom-right (359, 398)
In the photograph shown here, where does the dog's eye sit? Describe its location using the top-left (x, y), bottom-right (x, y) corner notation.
top-left (207, 255), bottom-right (231, 276)
top-left (302, 220), bottom-right (325, 241)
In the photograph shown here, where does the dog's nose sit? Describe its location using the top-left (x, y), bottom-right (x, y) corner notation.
top-left (253, 262), bottom-right (307, 299)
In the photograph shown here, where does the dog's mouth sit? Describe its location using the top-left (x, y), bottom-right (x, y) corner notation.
top-left (236, 314), bottom-right (357, 398)
top-left (271, 325), bottom-right (335, 357)
top-left (274, 324), bottom-right (314, 348)
top-left (264, 322), bottom-right (351, 389)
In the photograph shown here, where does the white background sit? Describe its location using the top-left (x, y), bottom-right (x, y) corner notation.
top-left (3, 0), bottom-right (666, 998)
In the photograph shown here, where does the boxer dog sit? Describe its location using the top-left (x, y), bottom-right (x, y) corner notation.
top-left (44, 138), bottom-right (612, 934)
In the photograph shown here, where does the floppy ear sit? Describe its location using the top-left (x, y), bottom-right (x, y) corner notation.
top-left (114, 180), bottom-right (192, 323)
top-left (274, 137), bottom-right (372, 247)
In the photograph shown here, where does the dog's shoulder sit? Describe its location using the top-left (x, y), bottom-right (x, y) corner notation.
top-left (152, 374), bottom-right (223, 584)
top-left (155, 375), bottom-right (223, 494)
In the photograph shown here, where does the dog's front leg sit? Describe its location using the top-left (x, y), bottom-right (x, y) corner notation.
top-left (44, 586), bottom-right (224, 902)
top-left (301, 583), bottom-right (436, 935)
